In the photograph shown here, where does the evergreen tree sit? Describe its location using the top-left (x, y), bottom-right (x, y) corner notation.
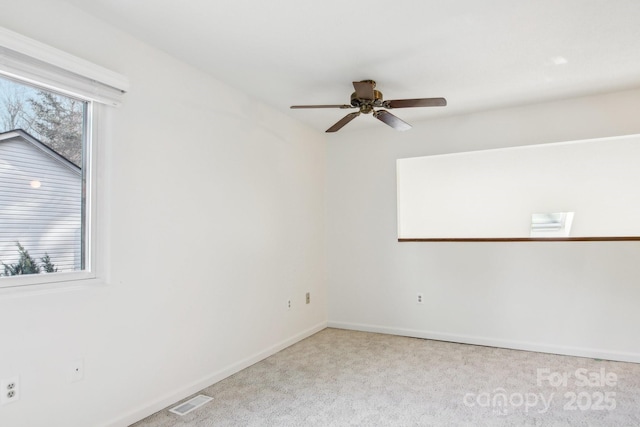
top-left (0, 243), bottom-right (57, 276)
top-left (40, 253), bottom-right (57, 273)
top-left (1, 242), bottom-right (41, 276)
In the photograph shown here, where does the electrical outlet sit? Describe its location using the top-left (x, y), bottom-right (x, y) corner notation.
top-left (1, 376), bottom-right (20, 405)
top-left (287, 299), bottom-right (291, 310)
top-left (69, 358), bottom-right (84, 383)
top-left (417, 293), bottom-right (424, 304)
top-left (305, 292), bottom-right (310, 304)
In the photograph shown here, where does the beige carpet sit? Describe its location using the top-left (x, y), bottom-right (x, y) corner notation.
top-left (132, 328), bottom-right (640, 426)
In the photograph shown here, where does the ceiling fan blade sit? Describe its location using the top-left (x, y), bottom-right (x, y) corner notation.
top-left (385, 97), bottom-right (447, 108)
top-left (326, 112), bottom-right (360, 133)
top-left (290, 104), bottom-right (352, 109)
top-left (352, 81), bottom-right (375, 100)
top-left (373, 110), bottom-right (411, 131)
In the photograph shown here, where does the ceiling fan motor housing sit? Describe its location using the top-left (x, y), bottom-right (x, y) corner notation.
top-left (350, 89), bottom-right (383, 113)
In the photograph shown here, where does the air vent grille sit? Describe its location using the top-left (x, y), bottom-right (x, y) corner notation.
top-left (169, 394), bottom-right (213, 416)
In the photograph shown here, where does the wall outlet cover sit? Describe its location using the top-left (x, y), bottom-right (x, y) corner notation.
top-left (0, 376), bottom-right (20, 405)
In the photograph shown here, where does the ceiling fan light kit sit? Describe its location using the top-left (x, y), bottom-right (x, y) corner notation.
top-left (291, 80), bottom-right (447, 132)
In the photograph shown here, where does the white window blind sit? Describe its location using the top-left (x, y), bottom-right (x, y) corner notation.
top-left (0, 26), bottom-right (128, 106)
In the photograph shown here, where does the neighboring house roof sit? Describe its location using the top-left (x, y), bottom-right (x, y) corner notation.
top-left (0, 129), bottom-right (80, 174)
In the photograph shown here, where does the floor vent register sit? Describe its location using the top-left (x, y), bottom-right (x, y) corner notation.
top-left (169, 394), bottom-right (213, 416)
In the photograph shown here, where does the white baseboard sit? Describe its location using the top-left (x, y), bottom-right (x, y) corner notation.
top-left (103, 321), bottom-right (327, 427)
top-left (328, 321), bottom-right (640, 364)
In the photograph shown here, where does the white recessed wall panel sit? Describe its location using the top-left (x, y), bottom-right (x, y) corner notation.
top-left (397, 134), bottom-right (640, 238)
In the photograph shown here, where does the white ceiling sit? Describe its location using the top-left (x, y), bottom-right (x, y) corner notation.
top-left (67, 0), bottom-right (640, 133)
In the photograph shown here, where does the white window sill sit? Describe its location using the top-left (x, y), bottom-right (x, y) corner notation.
top-left (0, 274), bottom-right (107, 299)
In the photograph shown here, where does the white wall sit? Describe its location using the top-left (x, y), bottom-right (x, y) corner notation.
top-left (327, 88), bottom-right (640, 363)
top-left (0, 1), bottom-right (327, 426)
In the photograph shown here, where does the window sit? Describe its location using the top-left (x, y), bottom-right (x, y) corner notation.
top-left (0, 26), bottom-right (127, 288)
top-left (0, 76), bottom-right (88, 281)
top-left (530, 212), bottom-right (575, 237)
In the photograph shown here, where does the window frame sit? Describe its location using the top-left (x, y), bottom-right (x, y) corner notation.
top-left (0, 89), bottom-right (99, 290)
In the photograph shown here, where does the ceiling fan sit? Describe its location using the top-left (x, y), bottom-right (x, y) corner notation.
top-left (291, 80), bottom-right (446, 133)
